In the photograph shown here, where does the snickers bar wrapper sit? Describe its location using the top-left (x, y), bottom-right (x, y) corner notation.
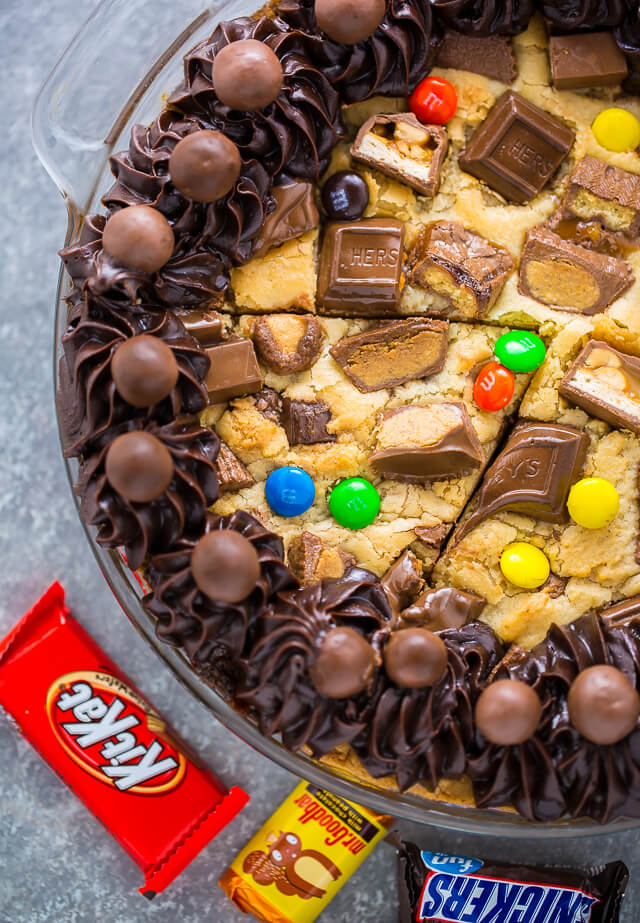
top-left (398, 841), bottom-right (628, 923)
top-left (219, 780), bottom-right (391, 922)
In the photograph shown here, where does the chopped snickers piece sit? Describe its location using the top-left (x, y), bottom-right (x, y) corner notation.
top-left (288, 531), bottom-right (355, 585)
top-left (413, 523), bottom-right (449, 552)
top-left (369, 402), bottom-right (484, 482)
top-left (317, 218), bottom-right (405, 316)
top-left (545, 573), bottom-right (568, 598)
top-left (454, 423), bottom-right (588, 543)
top-left (281, 398), bottom-right (336, 445)
top-left (401, 586), bottom-right (486, 631)
top-left (215, 440), bottom-right (254, 492)
top-left (253, 387), bottom-right (283, 424)
top-left (436, 30), bottom-right (517, 83)
top-left (560, 156), bottom-right (640, 238)
top-left (329, 318), bottom-right (449, 392)
top-left (252, 181), bottom-right (320, 258)
top-left (409, 222), bottom-right (514, 319)
top-left (559, 340), bottom-right (640, 435)
top-left (549, 32), bottom-right (627, 90)
top-left (204, 338), bottom-right (263, 404)
top-left (179, 309), bottom-right (225, 346)
top-left (351, 114), bottom-right (448, 197)
top-left (459, 90), bottom-right (574, 204)
top-left (252, 314), bottom-right (325, 374)
top-left (518, 226), bottom-right (633, 314)
top-left (381, 550), bottom-right (424, 614)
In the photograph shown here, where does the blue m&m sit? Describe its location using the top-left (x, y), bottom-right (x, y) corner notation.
top-left (265, 466), bottom-right (315, 517)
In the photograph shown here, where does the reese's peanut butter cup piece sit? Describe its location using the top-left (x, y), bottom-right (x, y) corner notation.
top-left (252, 314), bottom-right (325, 375)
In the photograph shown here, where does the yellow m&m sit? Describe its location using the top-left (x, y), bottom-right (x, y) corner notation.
top-left (567, 477), bottom-right (619, 530)
top-left (500, 542), bottom-right (550, 589)
top-left (592, 108), bottom-right (640, 153)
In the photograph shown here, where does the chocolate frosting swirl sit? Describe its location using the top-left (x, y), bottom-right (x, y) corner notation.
top-left (431, 0), bottom-right (534, 36)
top-left (77, 418), bottom-right (219, 570)
top-left (236, 567), bottom-right (392, 756)
top-left (540, 0), bottom-right (628, 34)
top-left (59, 294), bottom-right (209, 457)
top-left (144, 511), bottom-right (297, 665)
top-left (168, 16), bottom-right (345, 179)
top-left (275, 0), bottom-right (442, 104)
top-left (353, 622), bottom-right (504, 791)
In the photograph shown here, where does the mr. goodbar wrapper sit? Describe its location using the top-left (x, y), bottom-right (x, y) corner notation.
top-left (219, 780), bottom-right (391, 922)
top-left (0, 582), bottom-right (248, 897)
top-left (398, 841), bottom-right (628, 923)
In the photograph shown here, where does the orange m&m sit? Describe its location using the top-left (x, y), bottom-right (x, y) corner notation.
top-left (473, 361), bottom-right (515, 412)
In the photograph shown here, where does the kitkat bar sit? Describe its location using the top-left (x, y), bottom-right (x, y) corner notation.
top-left (0, 582), bottom-right (248, 897)
top-left (560, 340), bottom-right (640, 434)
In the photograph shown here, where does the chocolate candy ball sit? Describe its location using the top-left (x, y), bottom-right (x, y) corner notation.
top-left (105, 431), bottom-right (174, 503)
top-left (383, 628), bottom-right (448, 689)
top-left (212, 40), bottom-right (283, 111)
top-left (321, 171), bottom-right (369, 220)
top-left (169, 130), bottom-right (241, 203)
top-left (475, 679), bottom-right (542, 746)
top-left (568, 665), bottom-right (640, 746)
top-left (102, 205), bottom-right (174, 273)
top-left (310, 627), bottom-right (377, 699)
top-left (111, 335), bottom-right (179, 408)
top-left (315, 0), bottom-right (386, 44)
top-left (191, 530), bottom-right (261, 603)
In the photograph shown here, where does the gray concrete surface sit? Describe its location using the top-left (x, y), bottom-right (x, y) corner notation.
top-left (0, 1), bottom-right (638, 920)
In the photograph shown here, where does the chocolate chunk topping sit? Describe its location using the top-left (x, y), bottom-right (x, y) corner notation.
top-left (351, 114), bottom-right (449, 197)
top-left (545, 573), bottom-right (569, 599)
top-left (179, 310), bottom-right (225, 347)
top-left (191, 529), bottom-right (262, 603)
top-left (330, 318), bottom-right (449, 392)
top-left (102, 205), bottom-right (175, 273)
top-left (204, 338), bottom-right (263, 404)
top-left (309, 626), bottom-right (377, 698)
top-left (381, 550), bottom-right (424, 614)
top-left (401, 586), bottom-right (486, 631)
top-left (459, 91), bottom-right (575, 204)
top-left (104, 431), bottom-right (174, 503)
top-left (314, 0), bottom-right (386, 44)
top-left (318, 219), bottom-right (405, 316)
top-left (435, 30), bottom-right (517, 83)
top-left (549, 32), bottom-right (628, 90)
top-left (321, 171), bottom-right (369, 221)
top-left (211, 39), bottom-right (284, 111)
top-left (111, 335), bottom-right (179, 408)
top-left (413, 523), bottom-right (449, 551)
top-left (383, 628), bottom-right (448, 688)
top-left (455, 423), bottom-right (588, 543)
top-left (169, 130), bottom-right (242, 202)
top-left (559, 340), bottom-right (640, 435)
top-left (568, 665), bottom-right (640, 745)
top-left (215, 440), bottom-right (255, 492)
top-left (252, 314), bottom-right (325, 374)
top-left (599, 594), bottom-right (640, 628)
top-left (519, 227), bottom-right (634, 314)
top-left (253, 181), bottom-right (320, 257)
top-left (288, 532), bottom-right (355, 585)
top-left (369, 402), bottom-right (484, 482)
top-left (281, 398), bottom-right (336, 445)
top-left (475, 679), bottom-right (542, 746)
top-left (560, 156), bottom-right (640, 238)
top-left (409, 221), bottom-right (514, 319)
top-left (254, 387), bottom-right (283, 424)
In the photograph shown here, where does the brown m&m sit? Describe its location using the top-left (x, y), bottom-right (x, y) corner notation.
top-left (475, 679), bottom-right (542, 746)
top-left (105, 431), bottom-right (174, 503)
top-left (314, 0), bottom-right (386, 45)
top-left (568, 665), bottom-right (640, 746)
top-left (212, 40), bottom-right (283, 111)
top-left (169, 130), bottom-right (241, 202)
top-left (102, 205), bottom-right (174, 273)
top-left (111, 335), bottom-right (179, 407)
top-left (383, 628), bottom-right (447, 689)
top-left (191, 530), bottom-right (261, 603)
top-left (321, 171), bottom-right (369, 221)
top-left (310, 627), bottom-right (377, 698)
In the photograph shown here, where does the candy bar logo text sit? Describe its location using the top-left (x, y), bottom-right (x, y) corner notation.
top-left (46, 672), bottom-right (186, 794)
top-left (418, 871), bottom-right (598, 923)
top-left (293, 792), bottom-right (367, 854)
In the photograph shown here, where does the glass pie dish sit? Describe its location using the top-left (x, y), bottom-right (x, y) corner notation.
top-left (34, 0), bottom-right (640, 837)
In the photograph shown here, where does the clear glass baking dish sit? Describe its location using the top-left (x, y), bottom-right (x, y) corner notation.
top-left (34, 0), bottom-right (640, 837)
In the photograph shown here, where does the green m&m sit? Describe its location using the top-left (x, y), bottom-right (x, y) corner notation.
top-left (494, 331), bottom-right (546, 373)
top-left (329, 477), bottom-right (380, 530)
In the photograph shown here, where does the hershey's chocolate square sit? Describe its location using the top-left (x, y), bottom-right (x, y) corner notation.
top-left (459, 91), bottom-right (574, 204)
top-left (549, 32), bottom-right (627, 90)
top-left (204, 338), bottom-right (263, 404)
top-left (179, 309), bottom-right (225, 346)
top-left (317, 219), bottom-right (405, 316)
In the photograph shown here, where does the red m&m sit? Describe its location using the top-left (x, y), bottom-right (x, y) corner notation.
top-left (409, 76), bottom-right (458, 125)
top-left (473, 361), bottom-right (514, 412)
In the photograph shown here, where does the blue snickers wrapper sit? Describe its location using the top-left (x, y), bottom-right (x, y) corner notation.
top-left (398, 842), bottom-right (628, 923)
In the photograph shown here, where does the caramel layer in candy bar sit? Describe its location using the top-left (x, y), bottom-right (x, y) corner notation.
top-left (560, 340), bottom-right (640, 434)
top-left (435, 30), bottom-right (517, 83)
top-left (409, 221), bottom-right (514, 318)
top-left (518, 226), bottom-right (633, 314)
top-left (459, 90), bottom-right (574, 203)
top-left (351, 114), bottom-right (448, 197)
top-left (549, 32), bottom-right (627, 90)
top-left (561, 156), bottom-right (640, 237)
